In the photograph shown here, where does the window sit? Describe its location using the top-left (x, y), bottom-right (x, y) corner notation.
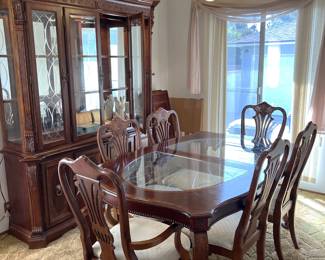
top-left (226, 12), bottom-right (297, 140)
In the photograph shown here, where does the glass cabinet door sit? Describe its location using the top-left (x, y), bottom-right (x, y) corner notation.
top-left (130, 14), bottom-right (144, 127)
top-left (66, 10), bottom-right (101, 137)
top-left (101, 17), bottom-right (130, 122)
top-left (28, 6), bottom-right (68, 146)
top-left (0, 12), bottom-right (21, 144)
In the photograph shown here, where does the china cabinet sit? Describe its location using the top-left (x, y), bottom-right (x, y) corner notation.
top-left (0, 0), bottom-right (159, 248)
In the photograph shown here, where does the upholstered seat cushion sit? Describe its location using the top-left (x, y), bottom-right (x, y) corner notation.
top-left (92, 217), bottom-right (191, 259)
top-left (76, 111), bottom-right (93, 125)
top-left (183, 210), bottom-right (242, 251)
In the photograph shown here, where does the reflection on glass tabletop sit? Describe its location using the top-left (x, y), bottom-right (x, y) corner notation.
top-left (123, 151), bottom-right (250, 191)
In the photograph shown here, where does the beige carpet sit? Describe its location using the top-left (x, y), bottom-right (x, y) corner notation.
top-left (1, 190), bottom-right (325, 260)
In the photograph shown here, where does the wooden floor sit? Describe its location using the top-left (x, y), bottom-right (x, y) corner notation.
top-left (0, 190), bottom-right (324, 260)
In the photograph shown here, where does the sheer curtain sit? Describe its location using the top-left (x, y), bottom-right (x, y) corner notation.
top-left (294, 0), bottom-right (325, 192)
top-left (200, 13), bottom-right (227, 134)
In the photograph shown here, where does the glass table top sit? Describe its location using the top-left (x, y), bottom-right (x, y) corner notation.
top-left (168, 135), bottom-right (261, 165)
top-left (123, 150), bottom-right (255, 191)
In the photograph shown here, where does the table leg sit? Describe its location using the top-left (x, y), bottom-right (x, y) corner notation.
top-left (192, 231), bottom-right (209, 260)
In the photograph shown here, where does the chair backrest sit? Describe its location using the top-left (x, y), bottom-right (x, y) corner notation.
top-left (146, 108), bottom-right (181, 145)
top-left (152, 90), bottom-right (171, 112)
top-left (97, 117), bottom-right (141, 161)
top-left (276, 121), bottom-right (317, 207)
top-left (241, 102), bottom-right (287, 149)
top-left (58, 156), bottom-right (136, 260)
top-left (234, 138), bottom-right (290, 249)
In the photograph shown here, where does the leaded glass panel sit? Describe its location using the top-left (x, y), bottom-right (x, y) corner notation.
top-left (32, 10), bottom-right (64, 143)
top-left (0, 13), bottom-right (21, 143)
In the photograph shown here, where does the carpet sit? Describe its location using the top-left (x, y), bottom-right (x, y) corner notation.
top-left (1, 191), bottom-right (325, 260)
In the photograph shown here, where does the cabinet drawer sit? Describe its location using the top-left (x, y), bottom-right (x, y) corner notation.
top-left (42, 157), bottom-right (73, 228)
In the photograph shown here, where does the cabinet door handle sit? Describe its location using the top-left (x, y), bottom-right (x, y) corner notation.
top-left (56, 185), bottom-right (63, 197)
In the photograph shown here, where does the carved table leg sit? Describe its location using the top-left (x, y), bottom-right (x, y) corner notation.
top-left (191, 231), bottom-right (209, 260)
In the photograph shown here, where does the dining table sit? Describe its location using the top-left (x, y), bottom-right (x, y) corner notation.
top-left (101, 131), bottom-right (266, 259)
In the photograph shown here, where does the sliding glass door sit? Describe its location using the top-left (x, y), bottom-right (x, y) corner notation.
top-left (226, 12), bottom-right (297, 140)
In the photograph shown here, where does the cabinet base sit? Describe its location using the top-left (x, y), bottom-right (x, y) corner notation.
top-left (9, 218), bottom-right (76, 249)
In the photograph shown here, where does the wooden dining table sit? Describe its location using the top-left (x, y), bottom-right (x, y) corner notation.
top-left (101, 131), bottom-right (265, 259)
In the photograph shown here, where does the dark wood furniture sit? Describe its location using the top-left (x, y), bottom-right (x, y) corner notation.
top-left (268, 121), bottom-right (317, 260)
top-left (170, 97), bottom-right (203, 135)
top-left (146, 107), bottom-right (181, 145)
top-left (100, 132), bottom-right (288, 259)
top-left (152, 90), bottom-right (171, 111)
top-left (201, 139), bottom-right (290, 260)
top-left (241, 101), bottom-right (287, 151)
top-left (58, 156), bottom-right (188, 259)
top-left (97, 117), bottom-right (141, 161)
top-left (0, 0), bottom-right (159, 248)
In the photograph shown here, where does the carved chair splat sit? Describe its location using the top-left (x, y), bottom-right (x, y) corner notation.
top-left (241, 101), bottom-right (287, 151)
top-left (146, 108), bottom-right (181, 146)
top-left (97, 117), bottom-right (141, 162)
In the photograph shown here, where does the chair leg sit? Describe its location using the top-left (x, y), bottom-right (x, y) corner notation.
top-left (273, 220), bottom-right (284, 260)
top-left (232, 252), bottom-right (243, 260)
top-left (256, 235), bottom-right (265, 260)
top-left (288, 210), bottom-right (299, 249)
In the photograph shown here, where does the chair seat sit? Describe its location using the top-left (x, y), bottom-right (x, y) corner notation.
top-left (183, 211), bottom-right (242, 251)
top-left (92, 216), bottom-right (191, 259)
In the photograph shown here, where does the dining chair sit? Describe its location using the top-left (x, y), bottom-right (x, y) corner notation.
top-left (146, 107), bottom-right (181, 145)
top-left (152, 90), bottom-right (171, 112)
top-left (97, 117), bottom-right (141, 162)
top-left (58, 156), bottom-right (190, 260)
top-left (177, 138), bottom-right (290, 260)
top-left (241, 101), bottom-right (287, 151)
top-left (268, 121), bottom-right (317, 260)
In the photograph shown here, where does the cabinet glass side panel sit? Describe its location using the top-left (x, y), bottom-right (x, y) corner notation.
top-left (32, 10), bottom-right (65, 143)
top-left (69, 15), bottom-right (101, 136)
top-left (131, 23), bottom-right (143, 127)
top-left (0, 14), bottom-right (21, 143)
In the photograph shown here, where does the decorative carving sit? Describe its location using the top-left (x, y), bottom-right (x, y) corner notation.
top-left (24, 132), bottom-right (35, 153)
top-left (146, 108), bottom-right (181, 145)
top-left (97, 117), bottom-right (141, 161)
top-left (13, 0), bottom-right (25, 25)
top-left (46, 0), bottom-right (96, 8)
top-left (241, 101), bottom-right (287, 151)
top-left (26, 164), bottom-right (43, 234)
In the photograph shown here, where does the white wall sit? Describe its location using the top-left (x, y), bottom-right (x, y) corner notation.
top-left (152, 0), bottom-right (169, 90)
top-left (152, 0), bottom-right (199, 98)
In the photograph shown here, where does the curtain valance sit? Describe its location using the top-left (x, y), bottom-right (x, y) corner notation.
top-left (194, 0), bottom-right (313, 23)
